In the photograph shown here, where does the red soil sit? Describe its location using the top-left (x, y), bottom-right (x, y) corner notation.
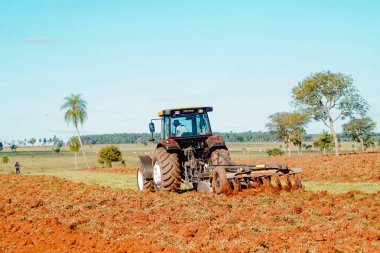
top-left (1, 172), bottom-right (380, 252)
top-left (80, 167), bottom-right (135, 174)
top-left (1, 152), bottom-right (379, 252)
top-left (236, 151), bottom-right (380, 182)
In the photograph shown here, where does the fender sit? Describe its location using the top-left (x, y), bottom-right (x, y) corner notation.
top-left (157, 139), bottom-right (181, 152)
top-left (206, 136), bottom-right (227, 150)
top-left (138, 155), bottom-right (153, 179)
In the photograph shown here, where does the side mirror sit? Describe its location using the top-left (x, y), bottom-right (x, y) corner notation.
top-left (149, 122), bottom-right (155, 133)
top-left (149, 122), bottom-right (155, 142)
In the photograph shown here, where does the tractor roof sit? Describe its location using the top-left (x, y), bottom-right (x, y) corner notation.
top-left (158, 106), bottom-right (213, 117)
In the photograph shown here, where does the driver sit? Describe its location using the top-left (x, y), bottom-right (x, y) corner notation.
top-left (173, 119), bottom-right (188, 136)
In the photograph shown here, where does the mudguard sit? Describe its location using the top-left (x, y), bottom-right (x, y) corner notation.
top-left (206, 136), bottom-right (227, 150)
top-left (139, 155), bottom-right (153, 179)
top-left (157, 140), bottom-right (181, 152)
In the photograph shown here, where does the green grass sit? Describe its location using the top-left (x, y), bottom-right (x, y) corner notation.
top-left (3, 167), bottom-right (380, 194)
top-left (303, 181), bottom-right (380, 194)
top-left (23, 170), bottom-right (380, 194)
top-left (0, 143), bottom-right (157, 170)
top-left (27, 170), bottom-right (137, 190)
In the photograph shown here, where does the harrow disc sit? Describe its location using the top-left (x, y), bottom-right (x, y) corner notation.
top-left (297, 177), bottom-right (303, 189)
top-left (197, 181), bottom-right (213, 194)
top-left (275, 176), bottom-right (282, 190)
top-left (213, 167), bottom-right (228, 194)
top-left (285, 176), bottom-right (293, 191)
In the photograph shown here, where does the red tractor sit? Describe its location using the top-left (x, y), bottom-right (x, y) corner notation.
top-left (137, 106), bottom-right (302, 194)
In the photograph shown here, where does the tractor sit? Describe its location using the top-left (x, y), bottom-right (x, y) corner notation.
top-left (137, 106), bottom-right (302, 194)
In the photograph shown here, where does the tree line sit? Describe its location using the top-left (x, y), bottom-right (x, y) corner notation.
top-left (77, 131), bottom-right (380, 145)
top-left (80, 132), bottom-right (279, 145)
top-left (0, 136), bottom-right (62, 147)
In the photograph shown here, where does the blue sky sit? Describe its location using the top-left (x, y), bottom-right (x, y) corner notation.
top-left (1, 0), bottom-right (379, 142)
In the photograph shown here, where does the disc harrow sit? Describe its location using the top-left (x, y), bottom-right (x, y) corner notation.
top-left (206, 152), bottom-right (303, 195)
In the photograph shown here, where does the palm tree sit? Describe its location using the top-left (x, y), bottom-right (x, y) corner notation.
top-left (61, 94), bottom-right (89, 168)
top-left (69, 136), bottom-right (81, 170)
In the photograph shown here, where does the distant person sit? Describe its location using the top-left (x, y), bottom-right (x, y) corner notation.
top-left (15, 161), bottom-right (20, 174)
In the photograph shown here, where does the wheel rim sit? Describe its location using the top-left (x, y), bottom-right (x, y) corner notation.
top-left (137, 170), bottom-right (144, 191)
top-left (153, 161), bottom-right (161, 189)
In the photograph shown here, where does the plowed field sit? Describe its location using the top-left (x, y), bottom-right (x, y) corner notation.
top-left (237, 152), bottom-right (380, 183)
top-left (1, 152), bottom-right (380, 252)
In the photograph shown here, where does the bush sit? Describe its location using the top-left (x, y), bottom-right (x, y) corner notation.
top-left (302, 144), bottom-right (313, 150)
top-left (98, 145), bottom-right (123, 167)
top-left (266, 148), bottom-right (284, 156)
top-left (364, 138), bottom-right (375, 149)
top-left (10, 144), bottom-right (17, 152)
top-left (313, 131), bottom-right (334, 154)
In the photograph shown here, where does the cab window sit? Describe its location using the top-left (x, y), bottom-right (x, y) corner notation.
top-left (163, 117), bottom-right (170, 140)
top-left (170, 114), bottom-right (211, 137)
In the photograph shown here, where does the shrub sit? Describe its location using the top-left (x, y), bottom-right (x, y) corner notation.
top-left (313, 131), bottom-right (334, 154)
top-left (302, 144), bottom-right (313, 150)
top-left (266, 148), bottom-right (284, 156)
top-left (98, 145), bottom-right (123, 167)
top-left (10, 144), bottom-right (17, 152)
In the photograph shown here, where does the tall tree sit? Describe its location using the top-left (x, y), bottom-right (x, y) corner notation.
top-left (342, 117), bottom-right (377, 151)
top-left (291, 128), bottom-right (306, 155)
top-left (292, 71), bottom-right (368, 156)
top-left (61, 94), bottom-right (89, 168)
top-left (266, 112), bottom-right (309, 156)
top-left (69, 136), bottom-right (81, 170)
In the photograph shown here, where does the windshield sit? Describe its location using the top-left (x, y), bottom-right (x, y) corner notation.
top-left (170, 114), bottom-right (211, 137)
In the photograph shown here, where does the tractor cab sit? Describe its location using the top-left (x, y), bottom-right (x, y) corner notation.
top-left (148, 106), bottom-right (225, 155)
top-left (149, 107), bottom-right (214, 142)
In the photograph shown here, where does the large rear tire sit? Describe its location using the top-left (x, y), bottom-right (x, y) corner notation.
top-left (136, 161), bottom-right (154, 192)
top-left (210, 148), bottom-right (231, 166)
top-left (152, 147), bottom-right (181, 192)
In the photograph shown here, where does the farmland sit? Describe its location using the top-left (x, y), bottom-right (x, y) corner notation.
top-left (0, 143), bottom-right (380, 252)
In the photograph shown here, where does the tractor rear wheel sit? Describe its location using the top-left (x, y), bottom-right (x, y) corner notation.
top-left (210, 148), bottom-right (231, 166)
top-left (136, 161), bottom-right (154, 192)
top-left (152, 147), bottom-right (181, 192)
